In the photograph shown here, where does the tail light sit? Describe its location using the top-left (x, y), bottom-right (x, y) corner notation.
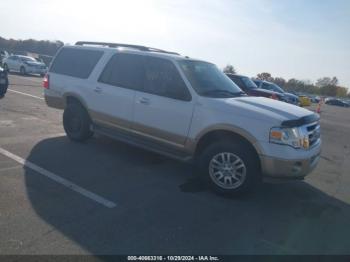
top-left (43, 74), bottom-right (49, 89)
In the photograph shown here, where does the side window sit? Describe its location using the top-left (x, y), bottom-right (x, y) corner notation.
top-left (262, 82), bottom-right (271, 90)
top-left (143, 57), bottom-right (191, 101)
top-left (99, 53), bottom-right (144, 91)
top-left (231, 77), bottom-right (244, 89)
top-left (50, 48), bottom-right (103, 79)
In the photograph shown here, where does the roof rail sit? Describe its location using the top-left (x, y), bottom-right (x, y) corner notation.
top-left (75, 41), bottom-right (180, 55)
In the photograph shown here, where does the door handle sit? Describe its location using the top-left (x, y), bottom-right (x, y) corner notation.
top-left (138, 97), bottom-right (150, 105)
top-left (94, 87), bottom-right (102, 94)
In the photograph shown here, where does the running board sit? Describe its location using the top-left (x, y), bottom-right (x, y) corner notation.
top-left (93, 124), bottom-right (192, 162)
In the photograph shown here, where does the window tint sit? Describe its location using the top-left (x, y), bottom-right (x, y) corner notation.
top-left (262, 82), bottom-right (271, 90)
top-left (227, 75), bottom-right (243, 88)
top-left (99, 53), bottom-right (145, 90)
top-left (143, 57), bottom-right (191, 101)
top-left (253, 80), bottom-right (261, 87)
top-left (240, 76), bottom-right (258, 89)
top-left (50, 48), bottom-right (103, 79)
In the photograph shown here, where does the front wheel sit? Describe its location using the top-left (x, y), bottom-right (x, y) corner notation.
top-left (197, 140), bottom-right (260, 195)
top-left (63, 103), bottom-right (93, 142)
top-left (20, 66), bottom-right (26, 75)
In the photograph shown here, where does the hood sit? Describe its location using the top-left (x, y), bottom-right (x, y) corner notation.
top-left (218, 96), bottom-right (315, 125)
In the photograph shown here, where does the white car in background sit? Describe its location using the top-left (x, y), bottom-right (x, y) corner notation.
top-left (3, 55), bottom-right (48, 76)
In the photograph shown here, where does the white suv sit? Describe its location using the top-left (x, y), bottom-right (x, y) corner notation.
top-left (44, 41), bottom-right (321, 195)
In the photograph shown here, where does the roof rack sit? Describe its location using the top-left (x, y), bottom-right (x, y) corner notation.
top-left (75, 41), bottom-right (180, 55)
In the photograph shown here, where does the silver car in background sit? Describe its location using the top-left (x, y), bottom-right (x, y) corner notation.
top-left (3, 55), bottom-right (48, 76)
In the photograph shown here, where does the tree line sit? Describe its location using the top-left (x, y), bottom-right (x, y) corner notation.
top-left (223, 65), bottom-right (349, 98)
top-left (0, 36), bottom-right (63, 57)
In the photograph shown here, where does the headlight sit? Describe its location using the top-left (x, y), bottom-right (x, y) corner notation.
top-left (270, 127), bottom-right (309, 149)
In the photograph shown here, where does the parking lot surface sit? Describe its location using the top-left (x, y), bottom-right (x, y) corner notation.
top-left (0, 74), bottom-right (350, 255)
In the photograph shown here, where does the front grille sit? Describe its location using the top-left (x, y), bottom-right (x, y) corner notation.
top-left (306, 122), bottom-right (320, 147)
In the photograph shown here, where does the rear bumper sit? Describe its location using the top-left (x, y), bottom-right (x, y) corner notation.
top-left (260, 142), bottom-right (321, 180)
top-left (45, 94), bottom-right (65, 109)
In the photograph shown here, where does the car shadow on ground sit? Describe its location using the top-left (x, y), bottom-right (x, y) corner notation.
top-left (24, 135), bottom-right (350, 255)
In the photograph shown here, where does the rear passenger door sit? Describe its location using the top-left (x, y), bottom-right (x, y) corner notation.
top-left (92, 53), bottom-right (144, 129)
top-left (133, 56), bottom-right (194, 147)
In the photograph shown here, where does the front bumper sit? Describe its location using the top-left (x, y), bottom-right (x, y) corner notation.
top-left (260, 143), bottom-right (321, 180)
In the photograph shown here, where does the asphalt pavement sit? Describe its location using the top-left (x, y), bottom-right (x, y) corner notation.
top-left (0, 74), bottom-right (350, 255)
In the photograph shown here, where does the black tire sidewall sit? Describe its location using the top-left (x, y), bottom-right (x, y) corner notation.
top-left (63, 103), bottom-right (93, 142)
top-left (198, 140), bottom-right (260, 195)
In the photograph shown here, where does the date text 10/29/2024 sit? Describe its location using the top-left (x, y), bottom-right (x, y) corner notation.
top-left (127, 256), bottom-right (219, 261)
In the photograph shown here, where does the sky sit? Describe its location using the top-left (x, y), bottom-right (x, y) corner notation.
top-left (1, 0), bottom-right (350, 88)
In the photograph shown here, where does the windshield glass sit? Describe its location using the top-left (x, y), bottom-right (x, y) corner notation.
top-left (178, 60), bottom-right (243, 97)
top-left (270, 83), bottom-right (284, 93)
top-left (241, 76), bottom-right (258, 89)
top-left (21, 56), bottom-right (36, 62)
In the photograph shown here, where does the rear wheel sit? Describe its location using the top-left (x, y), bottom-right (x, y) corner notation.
top-left (197, 140), bottom-right (260, 195)
top-left (63, 103), bottom-right (93, 142)
top-left (3, 63), bottom-right (9, 72)
top-left (20, 66), bottom-right (26, 75)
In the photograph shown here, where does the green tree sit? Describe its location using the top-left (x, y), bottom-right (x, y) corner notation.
top-left (316, 77), bottom-right (338, 87)
top-left (271, 77), bottom-right (286, 87)
top-left (223, 64), bottom-right (236, 74)
top-left (336, 87), bottom-right (348, 97)
top-left (256, 72), bottom-right (272, 81)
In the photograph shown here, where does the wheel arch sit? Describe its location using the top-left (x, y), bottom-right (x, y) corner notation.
top-left (63, 93), bottom-right (89, 109)
top-left (192, 125), bottom-right (263, 166)
top-left (63, 93), bottom-right (93, 119)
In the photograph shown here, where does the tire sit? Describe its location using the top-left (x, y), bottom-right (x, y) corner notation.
top-left (20, 66), bottom-right (26, 75)
top-left (3, 63), bottom-right (9, 72)
top-left (63, 102), bottom-right (93, 142)
top-left (197, 140), bottom-right (260, 195)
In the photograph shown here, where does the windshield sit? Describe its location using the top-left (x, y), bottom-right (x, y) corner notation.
top-left (270, 83), bottom-right (284, 93)
top-left (178, 60), bottom-right (243, 97)
top-left (21, 56), bottom-right (36, 62)
top-left (241, 76), bottom-right (258, 90)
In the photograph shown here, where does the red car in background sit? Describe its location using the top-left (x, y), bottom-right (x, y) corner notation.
top-left (226, 74), bottom-right (285, 101)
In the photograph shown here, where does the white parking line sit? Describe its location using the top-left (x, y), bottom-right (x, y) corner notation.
top-left (9, 75), bottom-right (43, 84)
top-left (8, 89), bottom-right (44, 100)
top-left (0, 147), bottom-right (117, 208)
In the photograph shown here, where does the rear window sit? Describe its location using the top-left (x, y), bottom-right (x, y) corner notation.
top-left (50, 48), bottom-right (103, 79)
